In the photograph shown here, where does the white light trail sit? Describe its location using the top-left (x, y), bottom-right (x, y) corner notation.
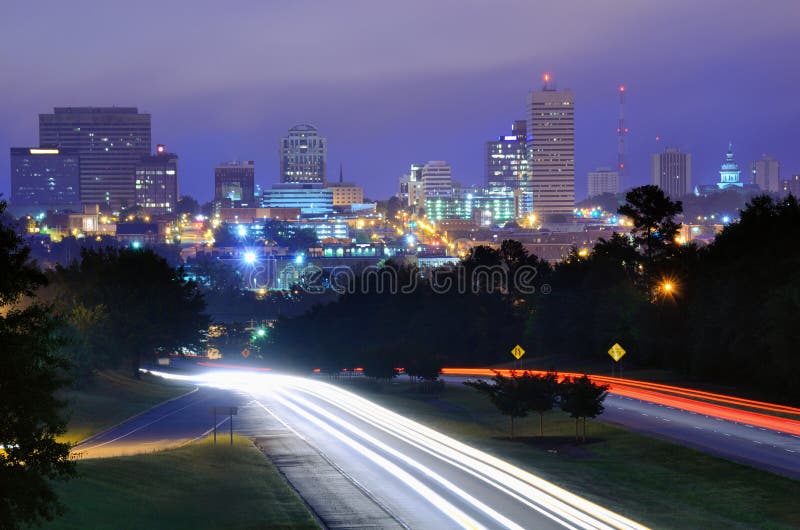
top-left (147, 369), bottom-right (648, 530)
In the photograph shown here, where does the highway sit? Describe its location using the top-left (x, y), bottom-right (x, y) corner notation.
top-left (441, 371), bottom-right (800, 480)
top-left (79, 369), bottom-right (646, 530)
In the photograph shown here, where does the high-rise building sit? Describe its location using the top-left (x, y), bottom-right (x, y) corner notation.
top-left (398, 163), bottom-right (424, 210)
top-left (587, 167), bottom-right (619, 198)
top-left (781, 175), bottom-right (800, 197)
top-left (751, 155), bottom-right (781, 193)
top-left (280, 124), bottom-right (327, 184)
top-left (9, 147), bottom-right (81, 214)
top-left (39, 107), bottom-right (151, 210)
top-left (135, 145), bottom-right (178, 215)
top-left (527, 75), bottom-right (575, 216)
top-left (652, 147), bottom-right (692, 198)
top-left (422, 160), bottom-right (452, 199)
top-left (215, 161), bottom-right (255, 208)
top-left (486, 120), bottom-right (530, 215)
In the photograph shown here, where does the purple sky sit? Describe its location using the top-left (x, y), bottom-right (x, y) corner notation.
top-left (1, 0), bottom-right (799, 202)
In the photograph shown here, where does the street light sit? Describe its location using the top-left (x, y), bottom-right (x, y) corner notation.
top-left (243, 251), bottom-right (257, 265)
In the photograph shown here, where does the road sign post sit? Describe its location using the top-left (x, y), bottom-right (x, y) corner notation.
top-left (511, 344), bottom-right (525, 371)
top-left (608, 343), bottom-right (626, 378)
top-left (211, 406), bottom-right (238, 446)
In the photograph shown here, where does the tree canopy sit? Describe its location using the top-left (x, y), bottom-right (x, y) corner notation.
top-left (0, 201), bottom-right (74, 529)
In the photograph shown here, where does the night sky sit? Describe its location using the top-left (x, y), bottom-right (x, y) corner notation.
top-left (1, 0), bottom-right (799, 203)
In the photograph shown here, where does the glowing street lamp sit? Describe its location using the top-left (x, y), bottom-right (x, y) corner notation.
top-left (243, 251), bottom-right (257, 265)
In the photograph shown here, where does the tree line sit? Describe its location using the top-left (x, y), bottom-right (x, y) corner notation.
top-left (466, 372), bottom-right (609, 441)
top-left (271, 186), bottom-right (800, 404)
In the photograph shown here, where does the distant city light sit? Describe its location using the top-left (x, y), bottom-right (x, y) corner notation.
top-left (237, 225), bottom-right (247, 237)
top-left (722, 216), bottom-right (731, 224)
top-left (294, 254), bottom-right (305, 265)
top-left (131, 240), bottom-right (141, 250)
top-left (243, 251), bottom-right (257, 265)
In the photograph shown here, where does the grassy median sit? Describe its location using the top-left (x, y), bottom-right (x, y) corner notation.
top-left (338, 378), bottom-right (800, 530)
top-left (58, 370), bottom-right (194, 444)
top-left (49, 436), bottom-right (318, 530)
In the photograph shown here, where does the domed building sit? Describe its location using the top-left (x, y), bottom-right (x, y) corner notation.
top-left (694, 143), bottom-right (759, 196)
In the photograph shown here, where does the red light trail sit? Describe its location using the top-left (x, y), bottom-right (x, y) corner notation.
top-left (442, 368), bottom-right (800, 436)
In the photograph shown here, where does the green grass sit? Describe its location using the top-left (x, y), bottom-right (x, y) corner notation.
top-left (338, 378), bottom-right (800, 530)
top-left (48, 436), bottom-right (318, 530)
top-left (58, 370), bottom-right (194, 444)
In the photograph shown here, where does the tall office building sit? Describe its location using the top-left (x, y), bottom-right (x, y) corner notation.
top-left (135, 145), bottom-right (178, 215)
top-left (486, 120), bottom-right (531, 215)
top-left (398, 163), bottom-right (425, 210)
top-left (782, 175), bottom-right (800, 197)
top-left (751, 155), bottom-right (781, 193)
top-left (39, 107), bottom-right (151, 210)
top-left (422, 160), bottom-right (452, 199)
top-left (527, 75), bottom-right (575, 216)
top-left (587, 167), bottom-right (619, 198)
top-left (280, 124), bottom-right (327, 184)
top-left (652, 147), bottom-right (692, 198)
top-left (9, 147), bottom-right (81, 214)
top-left (215, 161), bottom-right (255, 208)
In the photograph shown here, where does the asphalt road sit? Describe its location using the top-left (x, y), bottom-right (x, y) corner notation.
top-left (78, 371), bottom-right (645, 530)
top-left (441, 375), bottom-right (800, 480)
top-left (601, 393), bottom-right (800, 479)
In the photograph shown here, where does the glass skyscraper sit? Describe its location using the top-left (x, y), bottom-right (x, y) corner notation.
top-left (9, 147), bottom-right (81, 215)
top-left (486, 120), bottom-right (530, 215)
top-left (280, 124), bottom-right (327, 184)
top-left (135, 145), bottom-right (179, 215)
top-left (39, 107), bottom-right (151, 211)
top-left (215, 161), bottom-right (255, 208)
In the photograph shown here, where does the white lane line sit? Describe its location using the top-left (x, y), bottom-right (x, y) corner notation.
top-left (78, 394), bottom-right (210, 451)
top-left (265, 393), bottom-right (497, 530)
top-left (292, 380), bottom-right (646, 530)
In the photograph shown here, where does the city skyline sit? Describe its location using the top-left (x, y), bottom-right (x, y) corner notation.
top-left (1, 1), bottom-right (799, 203)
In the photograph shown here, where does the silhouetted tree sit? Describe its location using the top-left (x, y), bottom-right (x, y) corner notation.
top-left (0, 201), bottom-right (75, 529)
top-left (50, 248), bottom-right (209, 377)
top-left (559, 375), bottom-right (609, 442)
top-left (518, 372), bottom-right (558, 436)
top-left (465, 373), bottom-right (528, 438)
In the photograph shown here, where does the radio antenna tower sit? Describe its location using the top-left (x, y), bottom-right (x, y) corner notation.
top-left (617, 85), bottom-right (628, 186)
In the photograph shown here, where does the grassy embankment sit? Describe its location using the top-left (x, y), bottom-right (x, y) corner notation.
top-left (49, 436), bottom-right (318, 530)
top-left (51, 371), bottom-right (318, 529)
top-left (338, 377), bottom-right (800, 530)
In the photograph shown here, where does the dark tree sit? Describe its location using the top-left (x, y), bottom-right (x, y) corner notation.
top-left (0, 201), bottom-right (75, 529)
top-left (465, 373), bottom-right (528, 438)
top-left (177, 195), bottom-right (200, 215)
top-left (51, 248), bottom-right (209, 377)
top-left (518, 372), bottom-right (558, 436)
top-left (618, 185), bottom-right (683, 266)
top-left (559, 375), bottom-right (609, 442)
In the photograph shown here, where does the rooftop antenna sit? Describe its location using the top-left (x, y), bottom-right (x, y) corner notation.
top-left (542, 72), bottom-right (552, 91)
top-left (339, 163), bottom-right (343, 183)
top-left (617, 85), bottom-right (628, 187)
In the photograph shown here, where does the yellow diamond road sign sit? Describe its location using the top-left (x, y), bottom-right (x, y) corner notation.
top-left (511, 344), bottom-right (526, 360)
top-left (608, 343), bottom-right (626, 362)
